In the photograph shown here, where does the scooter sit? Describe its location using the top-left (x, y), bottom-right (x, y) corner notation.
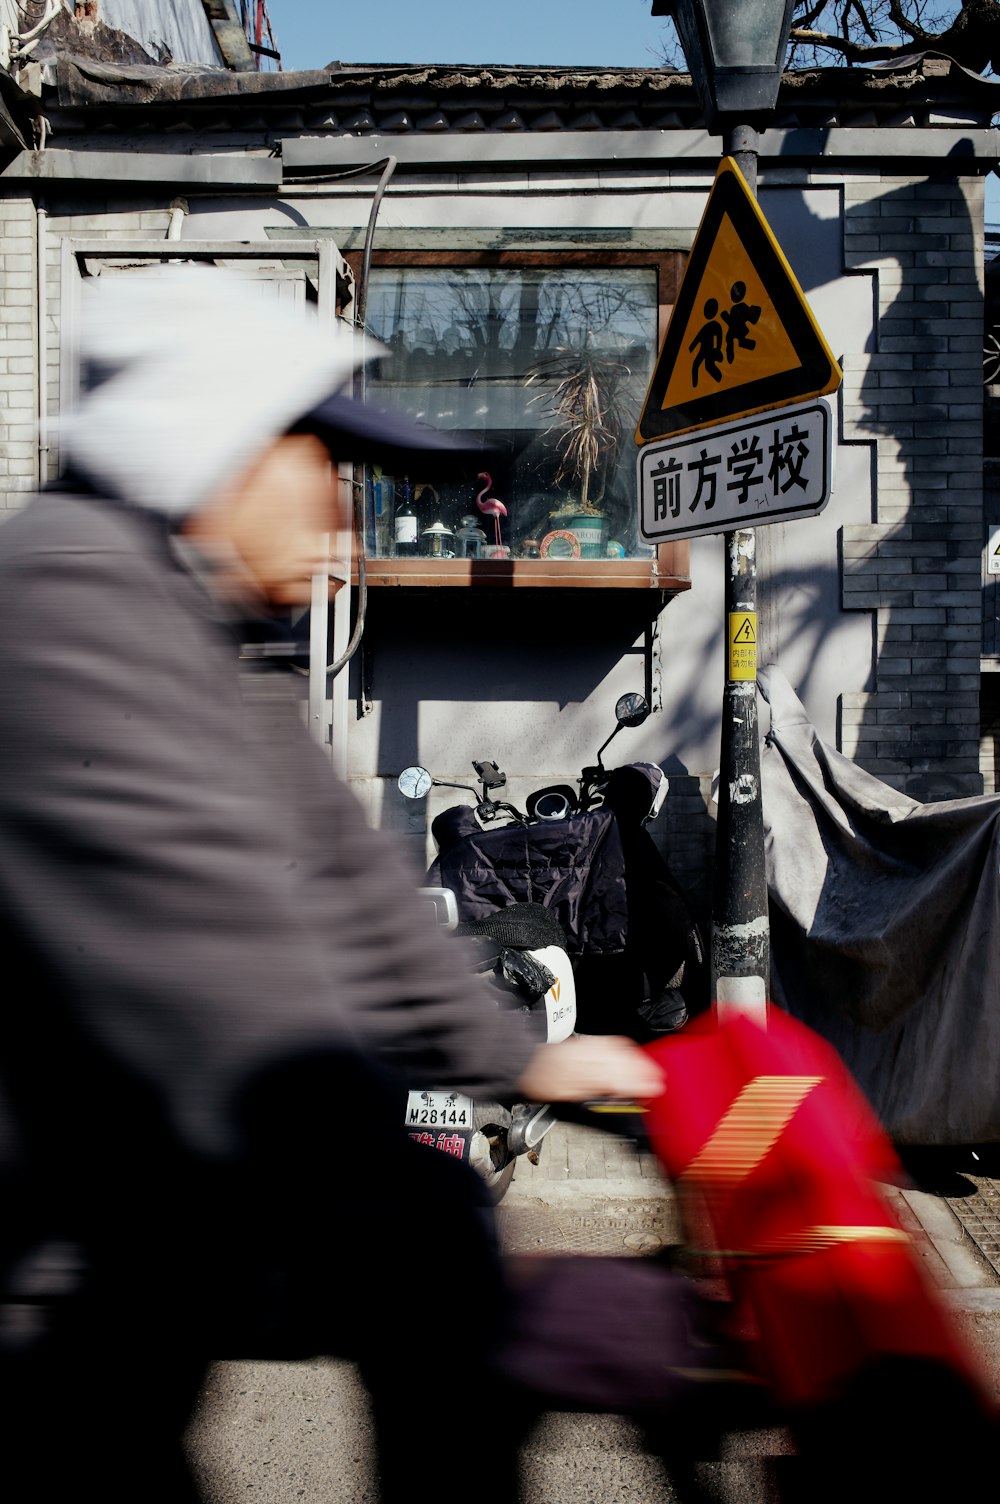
top-left (402, 882), bottom-right (577, 1203)
top-left (399, 693), bottom-right (707, 1046)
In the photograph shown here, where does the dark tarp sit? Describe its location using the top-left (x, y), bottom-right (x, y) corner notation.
top-left (759, 664), bottom-right (1000, 1146)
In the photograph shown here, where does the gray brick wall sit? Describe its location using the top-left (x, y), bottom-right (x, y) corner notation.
top-left (647, 771), bottom-right (715, 933)
top-left (0, 196), bottom-right (38, 511)
top-left (838, 174), bottom-right (985, 799)
top-left (0, 196), bottom-right (179, 511)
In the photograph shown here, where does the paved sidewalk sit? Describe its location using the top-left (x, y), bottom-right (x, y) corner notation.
top-left (511, 1111), bottom-right (671, 1196)
top-left (508, 1118), bottom-right (1000, 1311)
top-left (897, 1145), bottom-right (1000, 1284)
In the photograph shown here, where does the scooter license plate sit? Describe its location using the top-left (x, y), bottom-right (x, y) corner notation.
top-left (405, 1090), bottom-right (474, 1131)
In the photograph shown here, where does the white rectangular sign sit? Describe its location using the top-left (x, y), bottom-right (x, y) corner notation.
top-left (637, 400), bottom-right (832, 542)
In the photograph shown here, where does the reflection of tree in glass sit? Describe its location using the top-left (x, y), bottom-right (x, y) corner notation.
top-left (366, 268), bottom-right (655, 386)
top-left (451, 275), bottom-right (519, 357)
top-left (448, 270), bottom-right (652, 362)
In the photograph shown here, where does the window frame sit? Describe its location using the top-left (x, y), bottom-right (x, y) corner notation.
top-left (345, 246), bottom-right (691, 594)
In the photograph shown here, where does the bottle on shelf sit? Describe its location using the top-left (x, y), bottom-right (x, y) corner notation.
top-left (394, 478), bottom-right (418, 557)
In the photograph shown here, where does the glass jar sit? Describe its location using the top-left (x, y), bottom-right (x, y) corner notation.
top-left (420, 519), bottom-right (455, 558)
top-left (521, 538), bottom-right (541, 561)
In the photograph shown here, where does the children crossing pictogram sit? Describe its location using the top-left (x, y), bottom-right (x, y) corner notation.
top-left (690, 298), bottom-right (724, 387)
top-left (636, 158), bottom-right (842, 445)
top-left (722, 282), bottom-right (761, 365)
top-left (689, 280), bottom-right (764, 389)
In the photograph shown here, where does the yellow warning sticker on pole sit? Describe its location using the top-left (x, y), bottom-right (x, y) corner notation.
top-left (728, 612), bottom-right (757, 681)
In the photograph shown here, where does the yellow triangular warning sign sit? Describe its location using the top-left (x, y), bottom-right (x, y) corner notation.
top-left (636, 159), bottom-right (842, 445)
top-left (733, 616), bottom-right (756, 645)
top-left (660, 216), bottom-right (801, 409)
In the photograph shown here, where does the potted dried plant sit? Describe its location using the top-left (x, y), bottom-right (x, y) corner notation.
top-left (526, 347), bottom-right (633, 556)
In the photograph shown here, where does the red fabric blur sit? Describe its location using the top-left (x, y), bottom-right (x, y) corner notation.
top-left (643, 1006), bottom-right (989, 1411)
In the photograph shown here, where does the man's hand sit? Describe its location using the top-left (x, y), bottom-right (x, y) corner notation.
top-left (517, 1035), bottom-right (665, 1105)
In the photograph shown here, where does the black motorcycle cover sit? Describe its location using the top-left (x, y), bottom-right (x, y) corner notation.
top-left (427, 802), bottom-right (708, 1040)
top-left (427, 808), bottom-right (629, 956)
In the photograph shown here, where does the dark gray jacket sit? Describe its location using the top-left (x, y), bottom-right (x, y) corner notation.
top-left (0, 488), bottom-right (535, 1193)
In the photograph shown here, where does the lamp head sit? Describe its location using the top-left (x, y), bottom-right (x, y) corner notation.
top-left (652, 0), bottom-right (796, 131)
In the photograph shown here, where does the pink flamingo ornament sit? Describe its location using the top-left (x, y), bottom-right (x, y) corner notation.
top-left (475, 471), bottom-right (508, 550)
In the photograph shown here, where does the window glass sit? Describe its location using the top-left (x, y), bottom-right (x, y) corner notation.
top-left (363, 265), bottom-right (657, 562)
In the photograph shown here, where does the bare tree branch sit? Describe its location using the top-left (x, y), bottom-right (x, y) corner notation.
top-left (851, 0), bottom-right (880, 42)
top-left (886, 1), bottom-right (925, 41)
top-left (788, 25), bottom-right (913, 60)
top-left (787, 0), bottom-right (1000, 71)
top-left (797, 0), bottom-right (833, 23)
top-left (656, 2), bottom-right (1000, 77)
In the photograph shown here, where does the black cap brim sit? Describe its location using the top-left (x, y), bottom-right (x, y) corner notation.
top-left (292, 391), bottom-right (498, 478)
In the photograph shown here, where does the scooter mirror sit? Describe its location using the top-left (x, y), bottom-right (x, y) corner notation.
top-left (397, 765), bottom-right (434, 800)
top-left (615, 692), bottom-right (650, 728)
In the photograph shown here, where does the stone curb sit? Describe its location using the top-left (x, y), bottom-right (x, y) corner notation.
top-left (898, 1185), bottom-right (997, 1290)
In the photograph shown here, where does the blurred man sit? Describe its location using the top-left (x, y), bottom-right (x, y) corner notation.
top-left (0, 271), bottom-right (663, 1503)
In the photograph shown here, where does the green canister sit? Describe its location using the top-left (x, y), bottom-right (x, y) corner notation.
top-left (568, 512), bottom-right (607, 559)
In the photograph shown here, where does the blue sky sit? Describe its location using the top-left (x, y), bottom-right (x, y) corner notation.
top-left (262, 1), bottom-right (999, 221)
top-left (263, 0), bottom-right (672, 71)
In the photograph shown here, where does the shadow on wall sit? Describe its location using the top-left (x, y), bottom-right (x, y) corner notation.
top-left (661, 554), bottom-right (857, 761)
top-left (846, 155), bottom-right (983, 800)
top-left (357, 587), bottom-right (661, 754)
top-left (746, 145), bottom-right (982, 801)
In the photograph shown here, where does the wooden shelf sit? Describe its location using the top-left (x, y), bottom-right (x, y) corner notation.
top-left (351, 541), bottom-right (690, 592)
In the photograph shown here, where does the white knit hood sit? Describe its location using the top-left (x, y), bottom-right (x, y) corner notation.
top-left (57, 267), bottom-right (363, 519)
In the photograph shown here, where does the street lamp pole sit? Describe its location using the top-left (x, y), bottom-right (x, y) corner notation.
top-left (714, 121), bottom-right (768, 1025)
top-left (651, 1), bottom-right (796, 1023)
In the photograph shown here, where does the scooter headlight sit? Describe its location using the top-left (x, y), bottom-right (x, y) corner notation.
top-left (534, 791), bottom-right (572, 821)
